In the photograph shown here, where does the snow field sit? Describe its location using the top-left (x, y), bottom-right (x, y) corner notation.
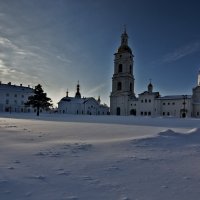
top-left (0, 114), bottom-right (200, 200)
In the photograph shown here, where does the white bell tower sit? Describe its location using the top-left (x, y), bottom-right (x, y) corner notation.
top-left (110, 29), bottom-right (135, 115)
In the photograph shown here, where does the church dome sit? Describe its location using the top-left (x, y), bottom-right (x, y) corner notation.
top-left (117, 45), bottom-right (132, 54)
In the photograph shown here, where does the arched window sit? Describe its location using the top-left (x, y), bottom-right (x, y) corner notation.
top-left (118, 64), bottom-right (122, 73)
top-left (130, 83), bottom-right (132, 91)
top-left (117, 82), bottom-right (122, 90)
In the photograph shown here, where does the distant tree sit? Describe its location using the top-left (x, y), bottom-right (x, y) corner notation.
top-left (25, 84), bottom-right (53, 116)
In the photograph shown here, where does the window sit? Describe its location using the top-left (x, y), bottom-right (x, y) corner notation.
top-left (163, 103), bottom-right (165, 105)
top-left (130, 83), bottom-right (132, 91)
top-left (144, 112), bottom-right (147, 116)
top-left (168, 103), bottom-right (170, 105)
top-left (14, 94), bottom-right (17, 97)
top-left (149, 99), bottom-right (151, 103)
top-left (141, 112), bottom-right (143, 116)
top-left (197, 112), bottom-right (199, 116)
top-left (141, 100), bottom-right (143, 103)
top-left (117, 82), bottom-right (122, 90)
top-left (148, 112), bottom-right (151, 116)
top-left (118, 64), bottom-right (122, 73)
top-left (145, 99), bottom-right (147, 103)
top-left (117, 107), bottom-right (120, 115)
top-left (167, 112), bottom-right (170, 116)
top-left (172, 102), bottom-right (175, 105)
top-left (6, 99), bottom-right (9, 104)
top-left (163, 112), bottom-right (165, 116)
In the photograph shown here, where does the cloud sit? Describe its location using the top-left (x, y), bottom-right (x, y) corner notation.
top-left (162, 41), bottom-right (200, 63)
top-left (86, 83), bottom-right (107, 96)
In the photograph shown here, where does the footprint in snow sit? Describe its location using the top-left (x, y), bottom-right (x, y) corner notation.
top-left (28, 175), bottom-right (46, 180)
top-left (65, 196), bottom-right (78, 200)
top-left (7, 166), bottom-right (15, 170)
top-left (57, 171), bottom-right (71, 176)
top-left (13, 160), bottom-right (21, 164)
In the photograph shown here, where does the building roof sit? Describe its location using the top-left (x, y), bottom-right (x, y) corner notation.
top-left (60, 96), bottom-right (98, 104)
top-left (0, 82), bottom-right (33, 92)
top-left (139, 91), bottom-right (160, 96)
top-left (157, 95), bottom-right (192, 100)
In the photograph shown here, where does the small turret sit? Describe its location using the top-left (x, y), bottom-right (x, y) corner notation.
top-left (148, 79), bottom-right (153, 93)
top-left (98, 96), bottom-right (101, 104)
top-left (66, 89), bottom-right (69, 97)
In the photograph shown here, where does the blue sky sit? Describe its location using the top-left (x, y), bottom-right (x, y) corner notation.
top-left (0, 0), bottom-right (200, 106)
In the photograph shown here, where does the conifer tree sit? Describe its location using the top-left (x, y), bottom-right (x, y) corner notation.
top-left (25, 84), bottom-right (52, 116)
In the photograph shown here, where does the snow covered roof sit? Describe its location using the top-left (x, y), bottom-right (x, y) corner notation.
top-left (157, 95), bottom-right (192, 100)
top-left (59, 96), bottom-right (100, 104)
top-left (0, 83), bottom-right (33, 92)
top-left (139, 91), bottom-right (160, 97)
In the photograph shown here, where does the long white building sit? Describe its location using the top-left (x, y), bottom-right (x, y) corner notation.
top-left (0, 82), bottom-right (34, 113)
top-left (58, 82), bottom-right (109, 115)
top-left (110, 30), bottom-right (200, 118)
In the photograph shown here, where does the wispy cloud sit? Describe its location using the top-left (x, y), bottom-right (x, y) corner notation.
top-left (162, 41), bottom-right (200, 63)
top-left (86, 83), bottom-right (107, 96)
top-left (0, 36), bottom-right (41, 82)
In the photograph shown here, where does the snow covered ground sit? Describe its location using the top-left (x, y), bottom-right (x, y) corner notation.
top-left (1, 113), bottom-right (200, 200)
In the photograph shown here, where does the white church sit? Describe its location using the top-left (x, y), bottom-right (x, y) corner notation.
top-left (58, 82), bottom-right (109, 115)
top-left (110, 30), bottom-right (200, 118)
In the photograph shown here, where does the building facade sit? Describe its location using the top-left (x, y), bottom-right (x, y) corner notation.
top-left (58, 82), bottom-right (109, 115)
top-left (0, 82), bottom-right (34, 113)
top-left (110, 30), bottom-right (200, 118)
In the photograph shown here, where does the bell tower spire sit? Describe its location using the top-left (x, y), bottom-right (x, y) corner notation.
top-left (121, 25), bottom-right (128, 46)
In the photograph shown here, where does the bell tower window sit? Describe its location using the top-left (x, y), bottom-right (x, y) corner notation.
top-left (130, 83), bottom-right (132, 91)
top-left (117, 82), bottom-right (122, 90)
top-left (118, 64), bottom-right (122, 73)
